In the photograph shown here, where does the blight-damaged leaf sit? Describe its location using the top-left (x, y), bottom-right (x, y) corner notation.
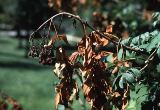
top-left (53, 63), bottom-right (66, 78)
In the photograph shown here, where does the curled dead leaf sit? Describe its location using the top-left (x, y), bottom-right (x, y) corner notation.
top-left (55, 93), bottom-right (61, 109)
top-left (53, 63), bottom-right (66, 78)
top-left (106, 25), bottom-right (113, 33)
top-left (44, 34), bottom-right (70, 48)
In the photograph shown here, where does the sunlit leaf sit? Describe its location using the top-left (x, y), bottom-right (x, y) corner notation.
top-left (123, 72), bottom-right (135, 83)
top-left (118, 48), bottom-right (123, 61)
top-left (119, 77), bottom-right (125, 89)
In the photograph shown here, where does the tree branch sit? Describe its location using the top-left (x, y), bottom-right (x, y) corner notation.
top-left (31, 12), bottom-right (148, 54)
top-left (140, 45), bottom-right (160, 72)
top-left (85, 22), bottom-right (148, 54)
top-left (30, 12), bottom-right (87, 37)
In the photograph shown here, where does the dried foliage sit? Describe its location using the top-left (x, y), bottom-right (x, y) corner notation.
top-left (0, 93), bottom-right (23, 110)
top-left (29, 12), bottom-right (160, 110)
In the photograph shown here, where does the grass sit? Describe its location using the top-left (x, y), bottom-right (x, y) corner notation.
top-left (0, 37), bottom-right (55, 110)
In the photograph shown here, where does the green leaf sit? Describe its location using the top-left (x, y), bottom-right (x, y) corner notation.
top-left (152, 12), bottom-right (160, 21)
top-left (157, 63), bottom-right (160, 73)
top-left (121, 30), bottom-right (160, 53)
top-left (132, 31), bottom-right (160, 52)
top-left (128, 68), bottom-right (141, 79)
top-left (157, 47), bottom-right (160, 59)
top-left (126, 50), bottom-right (130, 57)
top-left (119, 66), bottom-right (128, 73)
top-left (125, 50), bottom-right (136, 60)
top-left (106, 53), bottom-right (114, 62)
top-left (112, 74), bottom-right (122, 90)
top-left (135, 55), bottom-right (146, 65)
top-left (121, 68), bottom-right (141, 84)
top-left (121, 38), bottom-right (131, 45)
top-left (122, 72), bottom-right (135, 83)
top-left (118, 48), bottom-right (123, 60)
top-left (146, 33), bottom-right (160, 52)
top-left (107, 62), bottom-right (115, 68)
top-left (119, 77), bottom-right (125, 89)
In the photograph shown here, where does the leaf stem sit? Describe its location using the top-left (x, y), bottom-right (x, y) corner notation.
top-left (140, 45), bottom-right (160, 72)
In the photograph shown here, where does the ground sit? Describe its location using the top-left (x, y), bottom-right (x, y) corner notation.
top-left (0, 37), bottom-right (54, 110)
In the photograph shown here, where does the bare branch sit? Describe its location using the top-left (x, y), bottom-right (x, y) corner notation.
top-left (31, 12), bottom-right (87, 37)
top-left (140, 45), bottom-right (160, 72)
top-left (31, 12), bottom-right (148, 54)
top-left (46, 19), bottom-right (53, 38)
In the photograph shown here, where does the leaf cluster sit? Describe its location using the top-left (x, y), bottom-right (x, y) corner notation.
top-left (29, 12), bottom-right (160, 110)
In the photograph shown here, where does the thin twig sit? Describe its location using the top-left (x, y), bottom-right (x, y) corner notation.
top-left (31, 12), bottom-right (147, 54)
top-left (140, 45), bottom-right (160, 72)
top-left (52, 21), bottom-right (58, 37)
top-left (31, 12), bottom-right (87, 37)
top-left (46, 19), bottom-right (53, 38)
top-left (85, 22), bottom-right (148, 54)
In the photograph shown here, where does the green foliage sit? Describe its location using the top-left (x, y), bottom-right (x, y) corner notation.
top-left (113, 68), bottom-right (141, 89)
top-left (152, 12), bottom-right (160, 28)
top-left (122, 30), bottom-right (160, 54)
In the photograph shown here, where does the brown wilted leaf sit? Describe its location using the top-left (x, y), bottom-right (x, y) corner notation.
top-left (82, 76), bottom-right (94, 102)
top-left (82, 37), bottom-right (95, 67)
top-left (112, 92), bottom-right (121, 98)
top-left (44, 35), bottom-right (56, 48)
top-left (122, 98), bottom-right (128, 110)
top-left (55, 93), bottom-right (61, 109)
top-left (112, 84), bottom-right (129, 110)
top-left (83, 83), bottom-right (92, 97)
top-left (91, 32), bottom-right (109, 46)
top-left (69, 51), bottom-right (79, 63)
top-left (0, 94), bottom-right (23, 110)
top-left (44, 34), bottom-right (70, 48)
top-left (91, 93), bottom-right (108, 110)
top-left (0, 100), bottom-right (8, 110)
top-left (100, 38), bottom-right (109, 46)
top-left (103, 32), bottom-right (119, 42)
top-left (39, 47), bottom-right (55, 65)
top-left (106, 25), bottom-right (113, 33)
top-left (54, 79), bottom-right (79, 108)
top-left (121, 87), bottom-right (129, 110)
top-left (57, 34), bottom-right (70, 45)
